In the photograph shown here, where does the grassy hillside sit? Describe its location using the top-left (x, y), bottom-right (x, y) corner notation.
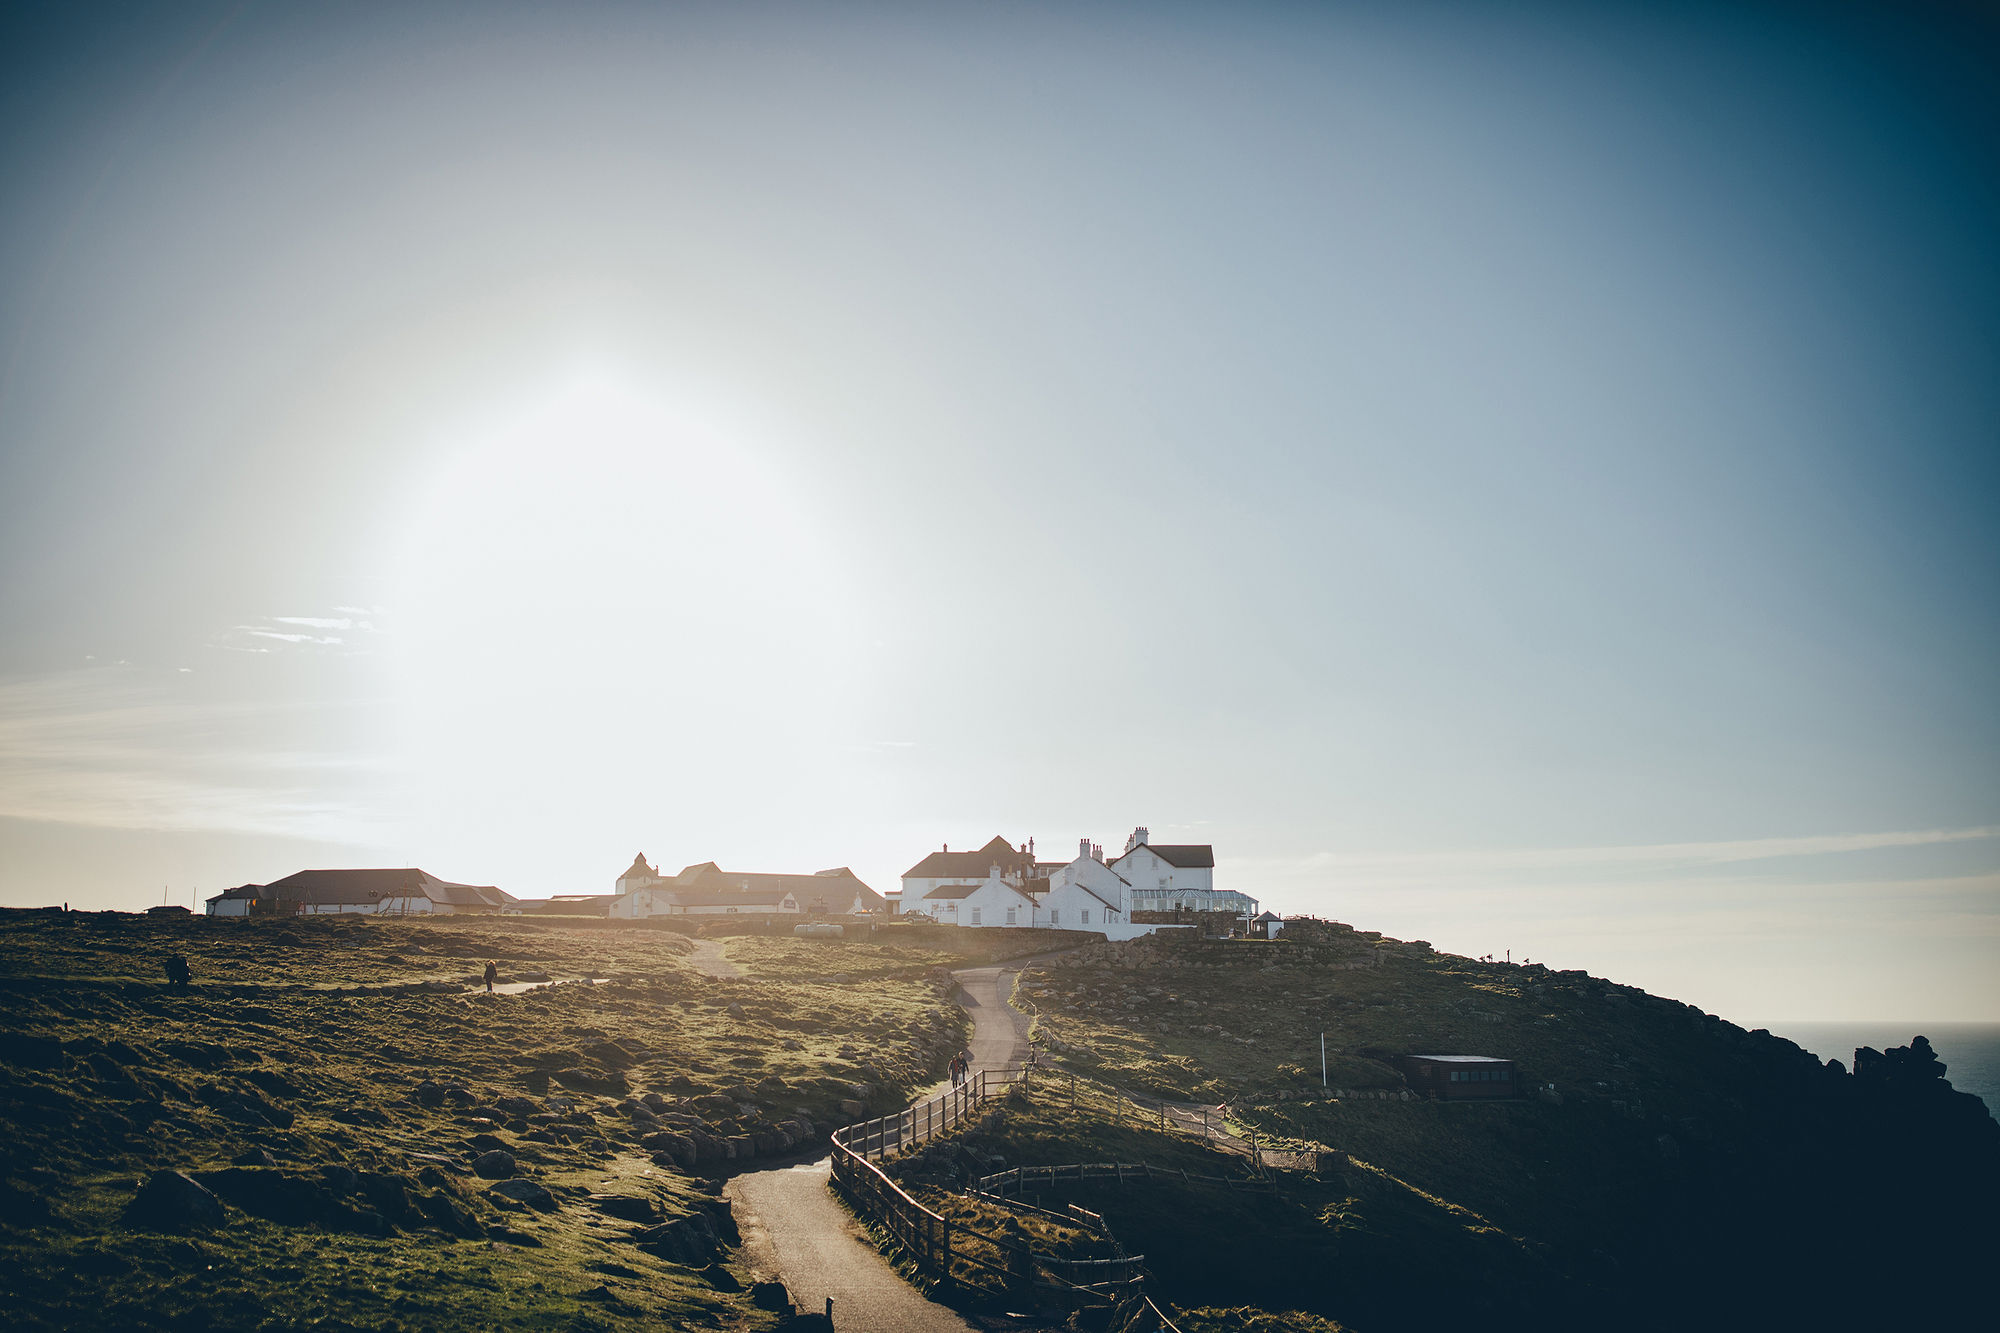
top-left (0, 910), bottom-right (974, 1332)
top-left (999, 921), bottom-right (2000, 1333)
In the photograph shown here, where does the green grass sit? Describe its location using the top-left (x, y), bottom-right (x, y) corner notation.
top-left (0, 909), bottom-right (995, 1331)
top-left (1000, 921), bottom-right (2000, 1332)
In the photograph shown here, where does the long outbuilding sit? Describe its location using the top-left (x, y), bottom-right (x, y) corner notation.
top-left (205, 869), bottom-right (514, 917)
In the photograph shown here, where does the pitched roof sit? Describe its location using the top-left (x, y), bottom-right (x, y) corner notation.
top-left (257, 869), bottom-right (513, 908)
top-left (922, 878), bottom-right (1039, 904)
top-left (1115, 843), bottom-right (1214, 869)
top-left (667, 885), bottom-right (803, 908)
top-left (659, 863), bottom-right (886, 910)
top-left (620, 854), bottom-right (656, 879)
top-left (902, 835), bottom-right (1036, 880)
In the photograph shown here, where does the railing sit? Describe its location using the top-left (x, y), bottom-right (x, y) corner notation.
top-left (828, 1065), bottom-right (1150, 1306)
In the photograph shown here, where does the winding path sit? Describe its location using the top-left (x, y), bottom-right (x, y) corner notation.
top-left (723, 960), bottom-right (1036, 1331)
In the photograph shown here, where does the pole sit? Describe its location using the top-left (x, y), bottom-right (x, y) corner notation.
top-left (1321, 1032), bottom-right (1327, 1089)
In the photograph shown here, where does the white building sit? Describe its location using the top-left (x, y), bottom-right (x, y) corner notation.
top-left (1113, 827), bottom-right (1257, 917)
top-left (1037, 842), bottom-right (1132, 931)
top-left (898, 826), bottom-right (1249, 939)
top-left (899, 836), bottom-right (1046, 907)
top-left (918, 868), bottom-right (1041, 928)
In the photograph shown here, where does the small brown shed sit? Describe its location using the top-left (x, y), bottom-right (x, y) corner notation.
top-left (1398, 1054), bottom-right (1517, 1100)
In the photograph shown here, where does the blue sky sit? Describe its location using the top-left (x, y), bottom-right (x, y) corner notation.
top-left (1, 1), bottom-right (1995, 1021)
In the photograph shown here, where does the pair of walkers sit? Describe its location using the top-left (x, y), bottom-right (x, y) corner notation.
top-left (947, 1048), bottom-right (974, 1086)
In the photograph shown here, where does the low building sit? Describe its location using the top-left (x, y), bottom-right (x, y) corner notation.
top-left (205, 869), bottom-right (514, 917)
top-left (921, 868), bottom-right (1041, 928)
top-left (1251, 910), bottom-right (1285, 939)
top-left (608, 859), bottom-right (887, 919)
top-left (899, 836), bottom-right (1046, 908)
top-left (1397, 1054), bottom-right (1517, 1100)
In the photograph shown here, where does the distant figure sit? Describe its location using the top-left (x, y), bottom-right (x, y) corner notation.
top-left (948, 1055), bottom-right (963, 1086)
top-left (483, 961), bottom-right (498, 992)
top-left (164, 955), bottom-right (191, 989)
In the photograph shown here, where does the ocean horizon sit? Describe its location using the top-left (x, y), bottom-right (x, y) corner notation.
top-left (1763, 1021), bottom-right (2000, 1120)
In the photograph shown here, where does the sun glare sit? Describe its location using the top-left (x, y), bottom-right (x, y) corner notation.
top-left (376, 375), bottom-right (857, 871)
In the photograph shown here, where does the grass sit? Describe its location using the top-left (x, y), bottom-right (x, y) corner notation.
top-left (997, 920), bottom-right (2000, 1332)
top-left (0, 909), bottom-right (994, 1331)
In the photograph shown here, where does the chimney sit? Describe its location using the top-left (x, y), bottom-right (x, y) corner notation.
top-left (943, 843), bottom-right (948, 853)
top-left (1079, 837), bottom-right (1091, 861)
top-left (1127, 826), bottom-right (1150, 852)
top-left (1092, 842), bottom-right (1104, 862)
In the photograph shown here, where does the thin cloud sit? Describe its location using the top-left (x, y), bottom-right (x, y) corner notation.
top-left (1246, 827), bottom-right (2000, 882)
top-left (0, 668), bottom-right (397, 843)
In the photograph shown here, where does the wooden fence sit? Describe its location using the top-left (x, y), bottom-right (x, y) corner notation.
top-left (828, 1066), bottom-right (1151, 1306)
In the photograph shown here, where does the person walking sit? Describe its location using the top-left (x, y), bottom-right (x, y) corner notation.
top-left (483, 960), bottom-right (498, 992)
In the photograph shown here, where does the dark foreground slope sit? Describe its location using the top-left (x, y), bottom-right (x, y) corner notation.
top-left (1007, 922), bottom-right (1999, 1333)
top-left (0, 910), bottom-right (979, 1332)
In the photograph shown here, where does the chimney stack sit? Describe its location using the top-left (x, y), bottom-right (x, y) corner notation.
top-left (1127, 826), bottom-right (1150, 852)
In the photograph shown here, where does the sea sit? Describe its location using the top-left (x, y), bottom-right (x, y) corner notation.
top-left (1766, 1021), bottom-right (2000, 1121)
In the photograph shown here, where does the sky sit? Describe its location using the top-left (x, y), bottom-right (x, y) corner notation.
top-left (1, 0), bottom-right (1995, 1023)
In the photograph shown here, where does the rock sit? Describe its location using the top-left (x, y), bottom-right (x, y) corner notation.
top-left (838, 1099), bottom-right (865, 1118)
top-left (467, 1133), bottom-right (509, 1154)
top-left (487, 1179), bottom-right (558, 1212)
top-left (123, 1170), bottom-right (225, 1231)
top-left (358, 1172), bottom-right (412, 1220)
top-left (750, 1280), bottom-right (792, 1312)
top-left (319, 1164), bottom-right (359, 1195)
top-left (412, 1081), bottom-right (448, 1108)
top-left (727, 1003), bottom-right (746, 1019)
top-left (472, 1151), bottom-right (517, 1179)
top-left (591, 1193), bottom-right (660, 1223)
top-left (231, 1147), bottom-right (277, 1167)
top-left (726, 1134), bottom-right (757, 1160)
top-left (416, 1189), bottom-right (484, 1237)
top-left (553, 1067), bottom-right (628, 1096)
top-left (197, 1169), bottom-right (332, 1226)
top-left (494, 1095), bottom-right (539, 1117)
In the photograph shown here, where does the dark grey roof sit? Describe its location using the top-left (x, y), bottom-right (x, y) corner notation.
top-left (903, 836), bottom-right (1035, 880)
top-left (1116, 844), bottom-right (1215, 869)
top-left (1403, 1054), bottom-right (1513, 1064)
top-left (257, 869), bottom-right (512, 909)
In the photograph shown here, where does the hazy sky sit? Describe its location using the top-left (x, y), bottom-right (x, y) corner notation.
top-left (2, 1), bottom-right (1995, 1022)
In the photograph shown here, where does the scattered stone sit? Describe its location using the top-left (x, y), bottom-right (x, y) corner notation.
top-left (591, 1193), bottom-right (660, 1223)
top-left (231, 1147), bottom-right (277, 1167)
top-left (123, 1170), bottom-right (225, 1231)
top-left (472, 1150), bottom-right (516, 1179)
top-left (487, 1179), bottom-right (558, 1212)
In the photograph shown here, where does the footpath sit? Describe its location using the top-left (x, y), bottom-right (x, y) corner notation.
top-left (724, 960), bottom-right (1036, 1332)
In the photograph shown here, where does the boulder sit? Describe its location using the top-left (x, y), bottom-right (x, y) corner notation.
top-left (487, 1178), bottom-right (558, 1212)
top-left (197, 1168), bottom-right (331, 1226)
top-left (411, 1081), bottom-right (448, 1108)
top-left (472, 1151), bottom-right (517, 1179)
top-left (591, 1193), bottom-right (660, 1223)
top-left (494, 1095), bottom-right (540, 1117)
top-left (231, 1147), bottom-right (277, 1167)
top-left (124, 1170), bottom-right (225, 1231)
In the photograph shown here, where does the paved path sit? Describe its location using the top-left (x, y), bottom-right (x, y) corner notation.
top-left (723, 959), bottom-right (1040, 1331)
top-left (687, 938), bottom-right (745, 979)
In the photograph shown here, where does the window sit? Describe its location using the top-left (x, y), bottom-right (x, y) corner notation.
top-left (971, 907), bottom-right (981, 925)
top-left (1005, 907), bottom-right (1017, 925)
top-left (1080, 909), bottom-right (1090, 924)
top-left (1050, 910), bottom-right (1060, 925)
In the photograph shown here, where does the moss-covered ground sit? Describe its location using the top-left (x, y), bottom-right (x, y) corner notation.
top-left (0, 909), bottom-right (985, 1332)
top-left (990, 922), bottom-right (2000, 1332)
